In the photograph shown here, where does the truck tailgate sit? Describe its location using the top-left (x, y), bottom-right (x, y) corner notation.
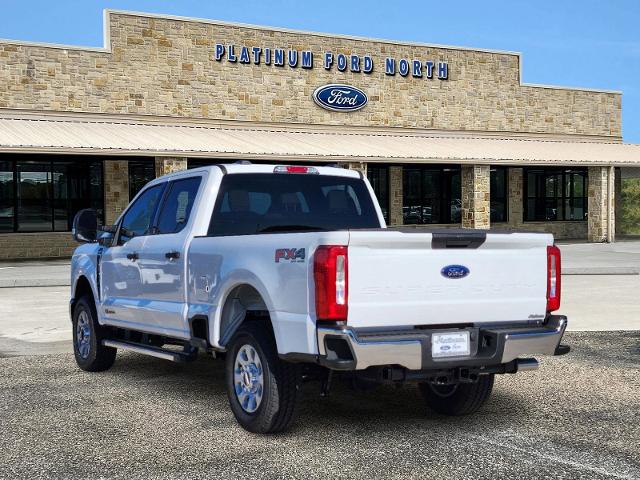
top-left (346, 230), bottom-right (552, 328)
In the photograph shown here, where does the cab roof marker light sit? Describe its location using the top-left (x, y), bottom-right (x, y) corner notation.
top-left (274, 165), bottom-right (319, 174)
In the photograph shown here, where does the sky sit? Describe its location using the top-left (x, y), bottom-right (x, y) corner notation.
top-left (1, 0), bottom-right (638, 142)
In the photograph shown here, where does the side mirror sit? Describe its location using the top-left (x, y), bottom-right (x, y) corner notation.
top-left (97, 225), bottom-right (117, 247)
top-left (72, 209), bottom-right (98, 243)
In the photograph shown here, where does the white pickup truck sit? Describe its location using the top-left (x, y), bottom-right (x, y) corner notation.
top-left (70, 163), bottom-right (569, 433)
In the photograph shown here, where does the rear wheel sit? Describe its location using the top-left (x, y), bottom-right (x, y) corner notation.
top-left (419, 374), bottom-right (494, 415)
top-left (72, 296), bottom-right (117, 372)
top-left (225, 321), bottom-right (301, 433)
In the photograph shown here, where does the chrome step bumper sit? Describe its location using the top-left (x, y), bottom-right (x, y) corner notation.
top-left (317, 316), bottom-right (568, 371)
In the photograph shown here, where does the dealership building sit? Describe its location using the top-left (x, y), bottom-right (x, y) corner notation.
top-left (0, 10), bottom-right (638, 259)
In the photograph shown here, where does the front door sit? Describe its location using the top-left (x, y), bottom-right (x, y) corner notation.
top-left (135, 175), bottom-right (203, 337)
top-left (100, 182), bottom-right (165, 330)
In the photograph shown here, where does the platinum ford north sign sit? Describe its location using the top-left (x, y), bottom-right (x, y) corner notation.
top-left (313, 84), bottom-right (368, 112)
top-left (214, 44), bottom-right (449, 80)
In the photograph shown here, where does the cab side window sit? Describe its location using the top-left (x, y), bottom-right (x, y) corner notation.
top-left (118, 183), bottom-right (164, 245)
top-left (156, 177), bottom-right (202, 234)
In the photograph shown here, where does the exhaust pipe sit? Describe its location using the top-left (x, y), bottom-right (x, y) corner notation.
top-left (516, 358), bottom-right (539, 372)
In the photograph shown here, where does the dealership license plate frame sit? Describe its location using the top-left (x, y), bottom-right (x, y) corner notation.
top-left (431, 331), bottom-right (471, 359)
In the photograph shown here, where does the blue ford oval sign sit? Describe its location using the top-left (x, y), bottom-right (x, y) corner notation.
top-left (312, 84), bottom-right (368, 112)
top-left (441, 265), bottom-right (470, 279)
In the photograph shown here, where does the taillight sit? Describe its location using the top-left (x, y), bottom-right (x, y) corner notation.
top-left (273, 165), bottom-right (319, 174)
top-left (314, 245), bottom-right (348, 322)
top-left (547, 245), bottom-right (561, 312)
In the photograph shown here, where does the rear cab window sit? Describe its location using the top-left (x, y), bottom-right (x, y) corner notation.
top-left (208, 173), bottom-right (381, 236)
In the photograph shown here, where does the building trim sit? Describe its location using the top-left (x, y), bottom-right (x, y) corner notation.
top-left (0, 9), bottom-right (622, 96)
top-left (0, 109), bottom-right (624, 143)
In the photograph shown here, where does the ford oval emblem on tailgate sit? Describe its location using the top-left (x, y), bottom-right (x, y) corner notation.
top-left (312, 84), bottom-right (368, 112)
top-left (441, 265), bottom-right (470, 279)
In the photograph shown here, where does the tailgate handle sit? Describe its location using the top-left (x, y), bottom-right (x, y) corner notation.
top-left (432, 232), bottom-right (486, 249)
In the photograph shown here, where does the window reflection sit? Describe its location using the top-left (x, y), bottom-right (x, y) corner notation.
top-left (0, 156), bottom-right (105, 232)
top-left (366, 166), bottom-right (389, 222)
top-left (490, 167), bottom-right (508, 223)
top-left (402, 166), bottom-right (461, 224)
top-left (525, 168), bottom-right (588, 221)
top-left (0, 162), bottom-right (14, 232)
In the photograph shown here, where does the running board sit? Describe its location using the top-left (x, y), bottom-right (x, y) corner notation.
top-left (102, 339), bottom-right (197, 363)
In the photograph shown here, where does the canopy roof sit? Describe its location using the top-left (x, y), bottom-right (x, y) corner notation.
top-left (0, 111), bottom-right (638, 166)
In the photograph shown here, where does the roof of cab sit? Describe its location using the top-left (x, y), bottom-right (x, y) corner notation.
top-left (156, 163), bottom-right (362, 181)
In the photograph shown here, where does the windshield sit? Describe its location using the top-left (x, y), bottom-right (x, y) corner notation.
top-left (208, 173), bottom-right (381, 236)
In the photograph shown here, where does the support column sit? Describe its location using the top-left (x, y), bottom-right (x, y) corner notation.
top-left (155, 156), bottom-right (188, 177)
top-left (461, 165), bottom-right (490, 230)
top-left (339, 161), bottom-right (367, 177)
top-left (104, 160), bottom-right (129, 225)
top-left (587, 166), bottom-right (615, 242)
top-left (615, 167), bottom-right (622, 238)
top-left (388, 166), bottom-right (403, 226)
top-left (507, 167), bottom-right (524, 228)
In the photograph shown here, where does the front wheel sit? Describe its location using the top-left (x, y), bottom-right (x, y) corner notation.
top-left (225, 321), bottom-right (301, 433)
top-left (419, 374), bottom-right (494, 416)
top-left (72, 296), bottom-right (117, 372)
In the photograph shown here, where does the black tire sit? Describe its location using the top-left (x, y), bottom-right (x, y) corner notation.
top-left (225, 321), bottom-right (301, 434)
top-left (419, 374), bottom-right (494, 416)
top-left (72, 295), bottom-right (117, 372)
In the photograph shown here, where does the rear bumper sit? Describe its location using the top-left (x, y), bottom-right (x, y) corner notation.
top-left (317, 315), bottom-right (568, 371)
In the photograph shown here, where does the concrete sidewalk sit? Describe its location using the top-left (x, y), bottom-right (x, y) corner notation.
top-left (0, 259), bottom-right (70, 287)
top-left (558, 241), bottom-right (640, 275)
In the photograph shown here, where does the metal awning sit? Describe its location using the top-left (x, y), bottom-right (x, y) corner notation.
top-left (0, 112), bottom-right (639, 166)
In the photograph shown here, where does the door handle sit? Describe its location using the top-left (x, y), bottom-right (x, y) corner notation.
top-left (165, 251), bottom-right (180, 260)
top-left (126, 252), bottom-right (139, 261)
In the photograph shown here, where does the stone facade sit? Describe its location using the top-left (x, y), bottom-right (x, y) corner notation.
top-left (155, 156), bottom-right (188, 177)
top-left (388, 166), bottom-right (403, 226)
top-left (0, 11), bottom-right (621, 138)
top-left (461, 165), bottom-right (490, 229)
top-left (587, 166), bottom-right (615, 242)
top-left (104, 160), bottom-right (130, 224)
top-left (0, 232), bottom-right (77, 260)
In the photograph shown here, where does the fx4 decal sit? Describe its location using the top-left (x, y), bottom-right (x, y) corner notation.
top-left (275, 248), bottom-right (306, 263)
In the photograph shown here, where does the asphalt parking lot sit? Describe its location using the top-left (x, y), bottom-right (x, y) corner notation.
top-left (1, 332), bottom-right (639, 480)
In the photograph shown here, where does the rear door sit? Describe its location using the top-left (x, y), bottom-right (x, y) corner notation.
top-left (135, 175), bottom-right (203, 337)
top-left (100, 182), bottom-right (165, 327)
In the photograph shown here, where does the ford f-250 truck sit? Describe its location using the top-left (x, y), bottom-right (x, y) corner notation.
top-left (70, 163), bottom-right (569, 433)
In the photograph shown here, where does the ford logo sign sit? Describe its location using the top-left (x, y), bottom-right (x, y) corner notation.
top-left (441, 265), bottom-right (470, 279)
top-left (312, 84), bottom-right (368, 112)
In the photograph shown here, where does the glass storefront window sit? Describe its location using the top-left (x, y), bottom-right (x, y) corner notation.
top-left (17, 162), bottom-right (52, 232)
top-left (128, 159), bottom-right (156, 200)
top-left (490, 167), bottom-right (508, 223)
top-left (0, 162), bottom-right (14, 232)
top-left (0, 156), bottom-right (105, 232)
top-left (402, 166), bottom-right (461, 224)
top-left (366, 165), bottom-right (389, 221)
top-left (524, 168), bottom-right (588, 221)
